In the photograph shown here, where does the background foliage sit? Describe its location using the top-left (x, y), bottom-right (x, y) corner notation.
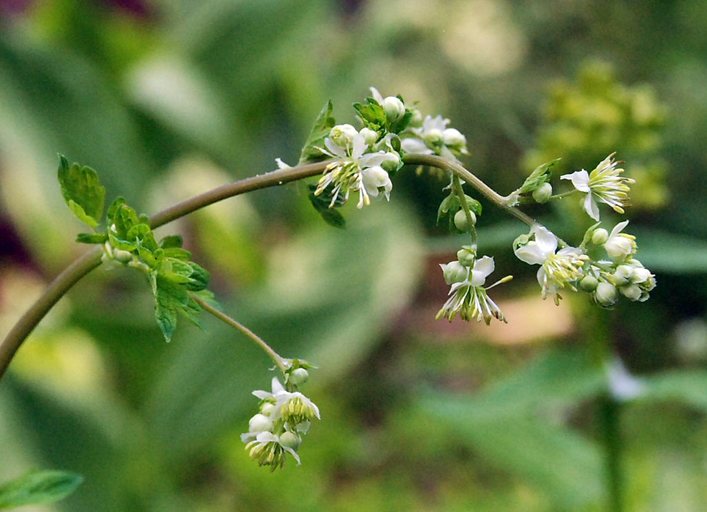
top-left (1, 1), bottom-right (706, 510)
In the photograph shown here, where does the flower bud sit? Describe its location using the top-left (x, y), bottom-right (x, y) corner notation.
top-left (359, 127), bottom-right (379, 146)
top-left (579, 275), bottom-right (599, 292)
top-left (113, 249), bottom-right (133, 263)
top-left (260, 402), bottom-right (275, 416)
top-left (532, 182), bottom-right (553, 204)
top-left (441, 261), bottom-right (468, 284)
top-left (382, 96), bottom-right (406, 122)
top-left (424, 128), bottom-right (443, 145)
top-left (605, 235), bottom-right (635, 259)
top-left (594, 282), bottom-right (618, 307)
top-left (454, 209), bottom-right (476, 231)
top-left (613, 265), bottom-right (634, 286)
top-left (442, 128), bottom-right (466, 148)
top-left (288, 368), bottom-right (309, 386)
top-left (329, 124), bottom-right (358, 147)
top-left (279, 431), bottom-right (301, 450)
top-left (381, 152), bottom-right (401, 172)
top-left (456, 247), bottom-right (476, 267)
top-left (248, 413), bottom-right (273, 433)
top-left (591, 228), bottom-right (609, 245)
top-left (620, 284), bottom-right (642, 301)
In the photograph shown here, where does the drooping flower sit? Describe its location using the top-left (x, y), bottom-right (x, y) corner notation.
top-left (561, 154), bottom-right (634, 220)
top-left (252, 377), bottom-right (320, 423)
top-left (436, 256), bottom-right (508, 324)
top-left (514, 225), bottom-right (588, 303)
top-left (244, 431), bottom-right (301, 469)
top-left (315, 128), bottom-right (393, 208)
top-left (603, 220), bottom-right (636, 260)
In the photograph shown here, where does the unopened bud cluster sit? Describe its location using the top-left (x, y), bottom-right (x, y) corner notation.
top-left (242, 364), bottom-right (319, 470)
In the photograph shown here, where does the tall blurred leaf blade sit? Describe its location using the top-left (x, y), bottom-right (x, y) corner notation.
top-left (632, 228), bottom-right (707, 273)
top-left (0, 470), bottom-right (83, 508)
top-left (464, 347), bottom-right (606, 418)
top-left (147, 203), bottom-right (423, 461)
top-left (57, 155), bottom-right (106, 228)
top-left (419, 392), bottom-right (603, 508)
top-left (638, 370), bottom-right (707, 412)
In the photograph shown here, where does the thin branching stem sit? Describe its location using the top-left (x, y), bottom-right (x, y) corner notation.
top-left (0, 155), bottom-right (534, 380)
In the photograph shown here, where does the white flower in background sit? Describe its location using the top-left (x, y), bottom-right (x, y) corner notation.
top-left (606, 357), bottom-right (645, 402)
top-left (603, 220), bottom-right (636, 260)
top-left (514, 225), bottom-right (588, 303)
top-left (437, 256), bottom-right (508, 324)
top-left (401, 115), bottom-right (469, 160)
top-left (561, 154), bottom-right (634, 220)
top-left (315, 128), bottom-right (392, 208)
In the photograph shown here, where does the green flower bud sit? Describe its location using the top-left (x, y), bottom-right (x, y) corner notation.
top-left (382, 96), bottom-right (406, 122)
top-left (456, 246), bottom-right (476, 267)
top-left (424, 128), bottom-right (443, 145)
top-left (288, 368), bottom-right (309, 386)
top-left (532, 182), bottom-right (553, 204)
top-left (620, 284), bottom-right (642, 301)
top-left (579, 275), bottom-right (599, 292)
top-left (454, 209), bottom-right (476, 231)
top-left (359, 127), bottom-right (379, 146)
top-left (113, 249), bottom-right (133, 263)
top-left (441, 261), bottom-right (468, 284)
top-left (591, 228), bottom-right (609, 245)
top-left (381, 152), bottom-right (401, 172)
top-left (279, 431), bottom-right (301, 450)
top-left (260, 402), bottom-right (276, 416)
top-left (595, 282), bottom-right (618, 307)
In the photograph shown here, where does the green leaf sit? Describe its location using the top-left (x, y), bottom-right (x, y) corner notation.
top-left (308, 186), bottom-right (346, 229)
top-left (298, 100), bottom-right (336, 164)
top-left (159, 235), bottom-right (184, 249)
top-left (638, 370), bottom-right (707, 411)
top-left (0, 470), bottom-right (84, 508)
top-left (57, 155), bottom-right (106, 228)
top-left (353, 99), bottom-right (386, 131)
top-left (632, 228), bottom-right (707, 274)
top-left (152, 276), bottom-right (185, 343)
top-left (517, 158), bottom-right (560, 195)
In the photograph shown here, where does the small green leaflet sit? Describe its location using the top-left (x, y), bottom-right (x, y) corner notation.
top-left (0, 470), bottom-right (83, 509)
top-left (298, 100), bottom-right (336, 164)
top-left (517, 158), bottom-right (561, 195)
top-left (57, 155), bottom-right (106, 228)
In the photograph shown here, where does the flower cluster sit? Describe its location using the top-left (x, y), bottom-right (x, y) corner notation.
top-left (561, 153), bottom-right (634, 220)
top-left (314, 125), bottom-right (398, 208)
top-left (242, 368), bottom-right (320, 470)
top-left (436, 246), bottom-right (511, 323)
top-left (401, 114), bottom-right (469, 161)
top-left (513, 221), bottom-right (655, 307)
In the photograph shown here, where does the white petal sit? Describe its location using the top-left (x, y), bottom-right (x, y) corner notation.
top-left (351, 133), bottom-right (367, 159)
top-left (470, 256), bottom-right (495, 286)
top-left (533, 226), bottom-right (559, 256)
top-left (271, 377), bottom-right (286, 394)
top-left (401, 138), bottom-right (431, 154)
top-left (369, 86), bottom-right (383, 103)
top-left (324, 138), bottom-right (347, 158)
top-left (561, 170), bottom-right (591, 192)
top-left (609, 220), bottom-right (629, 238)
top-left (584, 193), bottom-right (600, 221)
top-left (359, 151), bottom-right (389, 168)
top-left (515, 244), bottom-right (547, 265)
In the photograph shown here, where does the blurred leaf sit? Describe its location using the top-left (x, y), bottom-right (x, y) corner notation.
top-left (418, 392), bottom-right (603, 508)
top-left (57, 155), bottom-right (106, 228)
top-left (465, 347), bottom-right (606, 418)
top-left (0, 470), bottom-right (83, 509)
top-left (633, 228), bottom-right (707, 273)
top-left (638, 370), bottom-right (707, 411)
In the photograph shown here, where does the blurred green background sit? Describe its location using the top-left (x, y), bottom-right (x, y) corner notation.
top-left (1, 1), bottom-right (706, 510)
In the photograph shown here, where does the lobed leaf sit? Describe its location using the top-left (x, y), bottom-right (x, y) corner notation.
top-left (57, 155), bottom-right (106, 228)
top-left (298, 100), bottom-right (336, 164)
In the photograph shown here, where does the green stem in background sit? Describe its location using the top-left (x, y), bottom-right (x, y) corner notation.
top-left (191, 294), bottom-right (288, 373)
top-left (0, 155), bottom-right (534, 380)
top-left (582, 304), bottom-right (625, 512)
top-left (599, 393), bottom-right (625, 512)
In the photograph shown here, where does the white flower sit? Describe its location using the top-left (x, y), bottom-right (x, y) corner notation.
top-left (253, 377), bottom-right (321, 423)
top-left (315, 131), bottom-right (391, 208)
top-left (245, 431), bottom-right (301, 468)
top-left (606, 357), bottom-right (645, 402)
top-left (361, 166), bottom-right (392, 201)
top-left (402, 115), bottom-right (468, 160)
top-left (514, 225), bottom-right (588, 303)
top-left (561, 154), bottom-right (634, 220)
top-left (603, 220), bottom-right (636, 260)
top-left (436, 256), bottom-right (508, 324)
